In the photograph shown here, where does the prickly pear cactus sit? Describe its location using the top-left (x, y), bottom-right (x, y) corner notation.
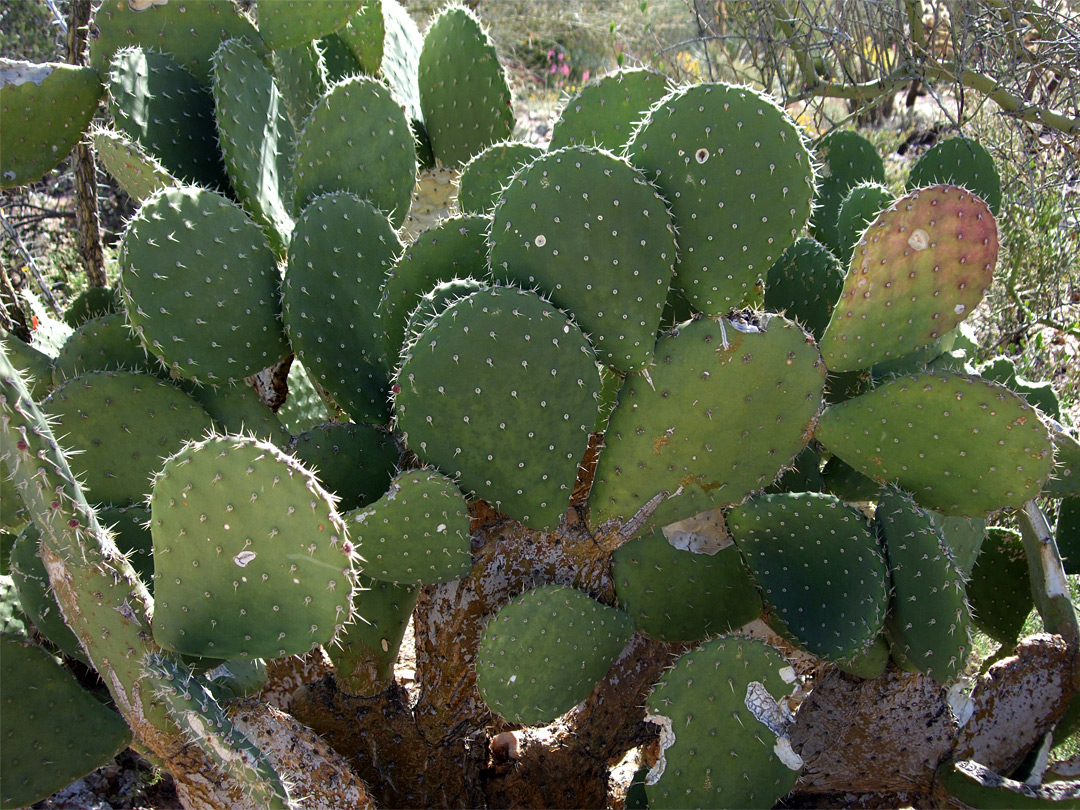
top-left (626, 82), bottom-right (815, 314)
top-left (256, 0), bottom-right (362, 50)
top-left (820, 185), bottom-right (998, 373)
top-left (0, 59), bottom-right (103, 189)
top-left (589, 313), bottom-right (826, 528)
top-left (150, 434), bottom-right (354, 659)
top-left (51, 313), bottom-right (159, 384)
top-left (394, 286), bottom-right (602, 531)
top-left (835, 181), bottom-right (895, 263)
top-left (289, 421), bottom-right (401, 511)
top-left (816, 370), bottom-right (1055, 516)
top-left (346, 468), bottom-right (472, 585)
top-left (417, 4), bottom-right (514, 167)
top-left (967, 526), bottom-right (1033, 644)
top-left (644, 635), bottom-right (802, 808)
top-left (119, 185), bottom-right (291, 385)
top-left (0, 635), bottom-right (132, 808)
top-left (489, 145), bottom-right (677, 372)
top-left (728, 491), bottom-right (889, 660)
top-left (548, 67), bottom-right (672, 152)
top-left (908, 135), bottom-right (1002, 214)
top-left (456, 141), bottom-right (543, 214)
top-left (764, 236), bottom-right (844, 341)
top-left (90, 125), bottom-right (176, 203)
top-left (475, 584), bottom-right (635, 725)
top-left (810, 129), bottom-right (885, 254)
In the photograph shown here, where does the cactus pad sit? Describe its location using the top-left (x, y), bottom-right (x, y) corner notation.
top-left (549, 67), bottom-right (671, 152)
top-left (44, 370), bottom-right (214, 506)
top-left (119, 185), bottom-right (290, 385)
top-left (1, 60), bottom-right (102, 189)
top-left (908, 136), bottom-right (1002, 215)
top-left (417, 4), bottom-right (514, 167)
top-left (877, 487), bottom-right (972, 682)
top-left (645, 635), bottom-right (802, 808)
top-left (476, 584), bottom-right (634, 725)
top-left (612, 525), bottom-right (762, 642)
top-left (728, 492), bottom-right (889, 660)
top-left (815, 370), bottom-right (1055, 516)
top-left (836, 181), bottom-right (895, 263)
top-left (52, 313), bottom-right (159, 385)
top-left (626, 82), bottom-right (815, 314)
top-left (331, 576), bottom-right (419, 695)
top-left (589, 313), bottom-right (826, 527)
top-left (150, 434), bottom-right (353, 659)
top-left (764, 236), bottom-right (844, 341)
top-left (0, 635), bottom-right (132, 808)
top-left (490, 145), bottom-right (678, 372)
top-left (282, 192), bottom-right (403, 423)
top-left (292, 74), bottom-right (416, 227)
top-left (967, 526), bottom-right (1033, 644)
top-left (810, 130), bottom-right (885, 254)
top-left (457, 141), bottom-right (543, 214)
top-left (394, 286), bottom-right (601, 531)
top-left (820, 185), bottom-right (998, 373)
top-left (256, 0), bottom-right (363, 50)
top-left (346, 468), bottom-right (472, 585)
top-left (289, 422), bottom-right (400, 511)
top-left (90, 125), bottom-right (176, 203)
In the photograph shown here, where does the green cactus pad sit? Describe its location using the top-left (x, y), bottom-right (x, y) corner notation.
top-left (928, 510), bottom-right (986, 579)
top-left (212, 37), bottom-right (296, 255)
top-left (292, 74), bottom-right (416, 227)
top-left (120, 184), bottom-right (291, 385)
top-left (0, 574), bottom-right (26, 636)
top-left (184, 382), bottom-right (291, 447)
top-left (380, 0), bottom-right (425, 122)
top-left (89, 125), bottom-right (176, 203)
top-left (52, 313), bottom-right (160, 385)
top-left (644, 635), bottom-right (802, 809)
top-left (728, 492), bottom-right (889, 660)
top-left (978, 355), bottom-right (1062, 421)
top-left (549, 67), bottom-right (672, 152)
top-left (0, 60), bottom-right (102, 189)
top-left (626, 82), bottom-right (815, 315)
top-left (1, 332), bottom-right (54, 401)
top-left (836, 181), bottom-right (895, 264)
top-left (335, 1), bottom-right (384, 76)
top-left (490, 145), bottom-right (678, 373)
top-left (877, 487), bottom-right (972, 682)
top-left (815, 370), bottom-right (1055, 516)
top-left (400, 277), bottom-right (490, 353)
top-left (417, 4), bottom-right (514, 167)
top-left (283, 193), bottom-right (403, 423)
top-left (968, 526), bottom-right (1033, 644)
top-left (289, 421), bottom-right (400, 511)
top-left (62, 286), bottom-right (124, 329)
top-left (810, 130), bottom-right (885, 254)
top-left (89, 0), bottom-right (262, 87)
top-left (394, 286), bottom-right (601, 531)
top-left (589, 313), bottom-right (826, 528)
top-left (476, 584), bottom-right (634, 725)
top-left (143, 652), bottom-right (292, 807)
top-left (0, 636), bottom-right (132, 808)
top-left (908, 136), bottom-right (1003, 215)
top-left (346, 468), bottom-right (472, 585)
top-left (276, 360), bottom-right (335, 435)
top-left (764, 236), bottom-right (844, 341)
top-left (612, 525), bottom-right (762, 642)
top-left (456, 140), bottom-right (543, 215)
top-left (108, 47), bottom-right (226, 190)
top-left (256, 0), bottom-right (362, 50)
top-left (379, 213), bottom-right (490, 361)
top-left (820, 185), bottom-right (998, 373)
top-left (271, 41), bottom-right (328, 131)
top-left (150, 434), bottom-right (354, 659)
top-left (834, 633), bottom-right (891, 680)
top-left (331, 576), bottom-right (419, 695)
top-left (43, 370), bottom-right (214, 506)
top-left (766, 444), bottom-right (826, 494)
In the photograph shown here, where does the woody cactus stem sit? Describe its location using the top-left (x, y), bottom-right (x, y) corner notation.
top-left (1017, 500), bottom-right (1079, 652)
top-left (0, 347), bottom-right (370, 810)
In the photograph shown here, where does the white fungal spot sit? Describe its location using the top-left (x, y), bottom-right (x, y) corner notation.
top-left (695, 147), bottom-right (709, 163)
top-left (234, 551), bottom-right (257, 567)
top-left (908, 229), bottom-right (930, 250)
top-left (534, 234), bottom-right (547, 247)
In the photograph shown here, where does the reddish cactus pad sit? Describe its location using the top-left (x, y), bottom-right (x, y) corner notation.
top-left (821, 184), bottom-right (997, 372)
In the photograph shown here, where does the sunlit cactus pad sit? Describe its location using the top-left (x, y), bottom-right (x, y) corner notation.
top-left (43, 370), bottom-right (214, 507)
top-left (816, 370), bottom-right (1054, 516)
top-left (150, 435), bottom-right (353, 659)
top-left (1, 60), bottom-right (102, 189)
top-left (764, 236), bottom-right (844, 341)
top-left (645, 635), bottom-right (802, 809)
top-left (548, 67), bottom-right (671, 152)
top-left (490, 145), bottom-right (676, 372)
top-left (908, 135), bottom-right (1002, 215)
top-left (475, 584), bottom-right (634, 725)
top-left (256, 0), bottom-right (362, 50)
top-left (589, 313), bottom-right (825, 527)
top-left (876, 488), bottom-right (972, 682)
top-left (457, 141), bottom-right (543, 214)
top-left (346, 468), bottom-right (472, 585)
top-left (728, 491), bottom-right (889, 660)
top-left (52, 313), bottom-right (159, 384)
top-left (119, 185), bottom-right (290, 385)
top-left (820, 184), bottom-right (998, 373)
top-left (88, 125), bottom-right (174, 203)
top-left (394, 286), bottom-right (601, 531)
top-left (810, 129), bottom-right (885, 254)
top-left (626, 82), bottom-right (814, 314)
